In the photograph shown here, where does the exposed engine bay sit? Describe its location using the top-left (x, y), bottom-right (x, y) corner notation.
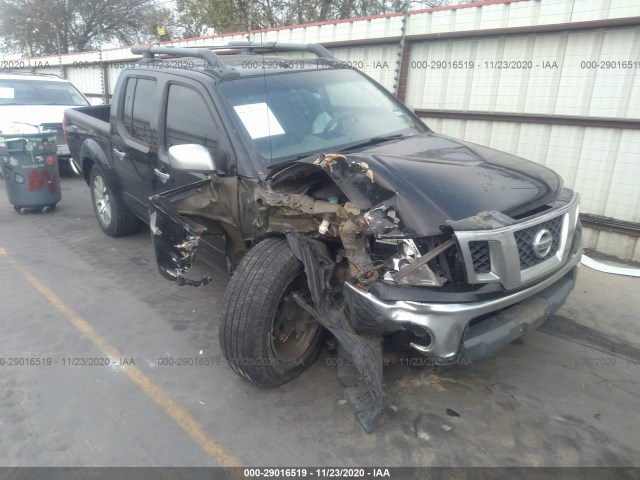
top-left (149, 150), bottom-right (582, 432)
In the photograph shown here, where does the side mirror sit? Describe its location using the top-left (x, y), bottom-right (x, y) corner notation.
top-left (168, 144), bottom-right (216, 172)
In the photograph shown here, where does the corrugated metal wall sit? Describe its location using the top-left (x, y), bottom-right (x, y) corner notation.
top-left (422, 116), bottom-right (640, 260)
top-left (404, 23), bottom-right (640, 260)
top-left (3, 0), bottom-right (639, 260)
top-left (405, 29), bottom-right (640, 118)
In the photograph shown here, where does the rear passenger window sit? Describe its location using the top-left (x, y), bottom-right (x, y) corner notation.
top-left (125, 78), bottom-right (156, 144)
top-left (165, 84), bottom-right (218, 158)
top-left (122, 78), bottom-right (135, 132)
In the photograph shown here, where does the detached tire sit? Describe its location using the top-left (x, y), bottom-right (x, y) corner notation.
top-left (89, 164), bottom-right (140, 237)
top-left (219, 237), bottom-right (324, 388)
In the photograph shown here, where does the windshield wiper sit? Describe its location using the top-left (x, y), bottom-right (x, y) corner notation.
top-left (339, 134), bottom-right (406, 152)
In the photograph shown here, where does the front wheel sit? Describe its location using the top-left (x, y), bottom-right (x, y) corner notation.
top-left (219, 237), bottom-right (324, 388)
top-left (89, 164), bottom-right (140, 237)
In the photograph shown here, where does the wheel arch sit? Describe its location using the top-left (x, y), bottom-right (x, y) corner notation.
top-left (80, 138), bottom-right (114, 186)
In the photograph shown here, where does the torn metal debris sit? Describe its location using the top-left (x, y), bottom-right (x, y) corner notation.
top-left (286, 233), bottom-right (384, 433)
top-left (147, 140), bottom-right (580, 434)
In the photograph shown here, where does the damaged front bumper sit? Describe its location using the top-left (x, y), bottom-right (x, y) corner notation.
top-left (345, 247), bottom-right (581, 363)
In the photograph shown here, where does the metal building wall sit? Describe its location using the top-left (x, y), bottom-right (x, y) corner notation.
top-left (4, 0), bottom-right (639, 260)
top-left (405, 29), bottom-right (640, 118)
top-left (405, 23), bottom-right (640, 260)
top-left (422, 116), bottom-right (640, 260)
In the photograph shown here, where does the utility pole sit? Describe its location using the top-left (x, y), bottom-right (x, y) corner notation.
top-left (98, 26), bottom-right (106, 104)
top-left (56, 32), bottom-right (64, 78)
top-left (247, 0), bottom-right (253, 41)
top-left (393, 0), bottom-right (410, 97)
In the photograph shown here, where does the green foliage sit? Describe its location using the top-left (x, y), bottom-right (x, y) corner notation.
top-left (175, 0), bottom-right (454, 37)
top-left (0, 0), bottom-right (169, 55)
top-left (0, 0), bottom-right (457, 54)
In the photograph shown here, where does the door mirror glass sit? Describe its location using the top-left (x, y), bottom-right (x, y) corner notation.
top-left (168, 144), bottom-right (216, 172)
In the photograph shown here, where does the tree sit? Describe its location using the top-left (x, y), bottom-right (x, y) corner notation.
top-left (175, 0), bottom-right (459, 36)
top-left (150, 6), bottom-right (181, 42)
top-left (0, 0), bottom-right (168, 56)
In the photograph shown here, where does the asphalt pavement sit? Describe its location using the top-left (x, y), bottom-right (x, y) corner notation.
top-left (0, 175), bottom-right (639, 468)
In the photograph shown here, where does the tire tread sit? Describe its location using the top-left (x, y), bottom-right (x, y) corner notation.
top-left (219, 237), bottom-right (322, 388)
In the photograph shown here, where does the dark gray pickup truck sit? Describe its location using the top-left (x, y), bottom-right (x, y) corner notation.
top-left (64, 42), bottom-right (582, 431)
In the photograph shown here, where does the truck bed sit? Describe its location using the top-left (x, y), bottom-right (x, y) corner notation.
top-left (65, 104), bottom-right (110, 132)
top-left (64, 104), bottom-right (111, 177)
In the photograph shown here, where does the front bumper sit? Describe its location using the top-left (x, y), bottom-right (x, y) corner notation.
top-left (345, 247), bottom-right (581, 363)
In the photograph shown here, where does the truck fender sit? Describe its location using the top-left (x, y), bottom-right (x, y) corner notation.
top-left (79, 138), bottom-right (116, 185)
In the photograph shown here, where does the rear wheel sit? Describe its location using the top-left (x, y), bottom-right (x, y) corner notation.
top-left (219, 237), bottom-right (324, 388)
top-left (89, 164), bottom-right (140, 237)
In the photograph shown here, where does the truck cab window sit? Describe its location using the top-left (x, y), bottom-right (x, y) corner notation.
top-left (128, 78), bottom-right (156, 144)
top-left (123, 78), bottom-right (135, 133)
top-left (165, 84), bottom-right (218, 160)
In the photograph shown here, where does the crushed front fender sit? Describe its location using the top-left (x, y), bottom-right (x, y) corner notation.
top-left (148, 179), bottom-right (212, 287)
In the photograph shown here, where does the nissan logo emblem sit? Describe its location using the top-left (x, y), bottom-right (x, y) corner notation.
top-left (532, 228), bottom-right (553, 259)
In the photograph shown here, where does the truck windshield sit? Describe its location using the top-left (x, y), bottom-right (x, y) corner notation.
top-left (218, 69), bottom-right (424, 168)
top-left (0, 79), bottom-right (89, 106)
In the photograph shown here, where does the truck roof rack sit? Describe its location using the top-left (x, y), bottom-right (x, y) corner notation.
top-left (225, 42), bottom-right (336, 61)
top-left (131, 41), bottom-right (338, 79)
top-left (131, 45), bottom-right (241, 79)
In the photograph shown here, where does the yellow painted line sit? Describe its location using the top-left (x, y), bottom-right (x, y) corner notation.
top-left (0, 246), bottom-right (242, 468)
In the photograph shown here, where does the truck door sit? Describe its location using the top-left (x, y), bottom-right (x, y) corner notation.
top-left (112, 76), bottom-right (158, 219)
top-left (157, 81), bottom-right (230, 267)
top-left (157, 82), bottom-right (226, 191)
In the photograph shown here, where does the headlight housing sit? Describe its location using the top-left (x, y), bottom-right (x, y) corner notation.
top-left (378, 239), bottom-right (447, 287)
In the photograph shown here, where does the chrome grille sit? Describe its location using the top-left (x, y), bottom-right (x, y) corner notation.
top-left (514, 216), bottom-right (562, 269)
top-left (469, 241), bottom-right (491, 273)
top-left (453, 189), bottom-right (580, 290)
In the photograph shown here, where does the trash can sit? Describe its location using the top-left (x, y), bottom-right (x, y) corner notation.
top-left (0, 132), bottom-right (61, 214)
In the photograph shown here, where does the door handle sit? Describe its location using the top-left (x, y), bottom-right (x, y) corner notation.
top-left (113, 147), bottom-right (126, 160)
top-left (154, 168), bottom-right (170, 183)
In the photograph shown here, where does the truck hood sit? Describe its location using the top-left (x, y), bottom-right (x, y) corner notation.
top-left (268, 133), bottom-right (563, 237)
top-left (0, 105), bottom-right (75, 134)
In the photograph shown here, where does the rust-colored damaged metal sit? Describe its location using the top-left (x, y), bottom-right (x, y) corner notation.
top-left (285, 233), bottom-right (384, 433)
top-left (269, 153), bottom-right (408, 238)
top-left (147, 152), bottom-right (433, 433)
top-left (339, 218), bottom-right (378, 284)
top-left (172, 176), bottom-right (247, 266)
top-left (150, 151), bottom-right (442, 292)
top-left (257, 155), bottom-right (387, 284)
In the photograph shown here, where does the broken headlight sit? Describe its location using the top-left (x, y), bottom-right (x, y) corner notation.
top-left (376, 239), bottom-right (447, 287)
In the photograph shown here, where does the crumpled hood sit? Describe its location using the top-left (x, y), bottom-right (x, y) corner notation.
top-left (268, 133), bottom-right (563, 237)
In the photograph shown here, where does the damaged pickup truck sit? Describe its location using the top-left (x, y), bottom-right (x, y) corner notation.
top-left (64, 42), bottom-right (582, 431)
